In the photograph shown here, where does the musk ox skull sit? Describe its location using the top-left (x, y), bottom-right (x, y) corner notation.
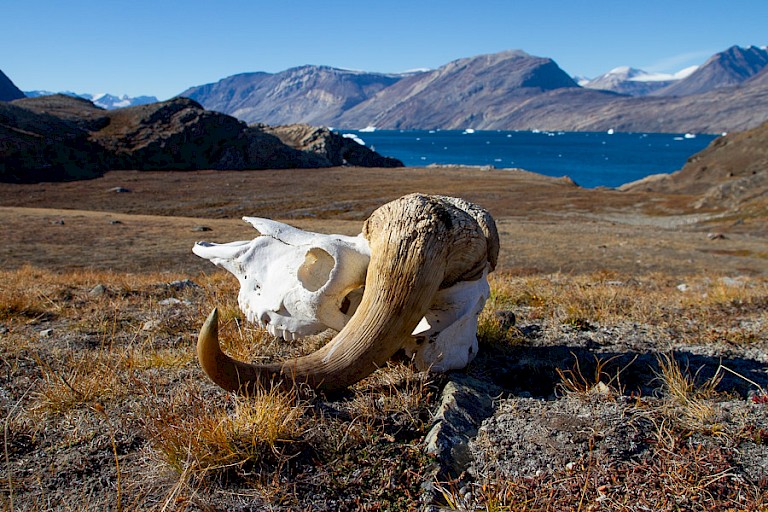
top-left (194, 193), bottom-right (499, 393)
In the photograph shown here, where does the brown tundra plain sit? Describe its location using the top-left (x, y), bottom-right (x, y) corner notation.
top-left (1, 166), bottom-right (767, 511)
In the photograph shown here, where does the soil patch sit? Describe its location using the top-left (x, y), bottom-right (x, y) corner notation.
top-left (1, 168), bottom-right (766, 276)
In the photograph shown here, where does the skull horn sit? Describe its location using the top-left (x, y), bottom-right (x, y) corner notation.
top-left (197, 194), bottom-right (491, 393)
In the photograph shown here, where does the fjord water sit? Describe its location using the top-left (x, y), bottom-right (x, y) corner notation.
top-left (345, 130), bottom-right (716, 188)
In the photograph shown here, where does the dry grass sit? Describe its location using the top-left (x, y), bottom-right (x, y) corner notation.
top-left (2, 264), bottom-right (767, 510)
top-left (1, 267), bottom-right (438, 510)
top-left (31, 351), bottom-right (127, 415)
top-left (653, 353), bottom-right (725, 433)
top-left (485, 271), bottom-right (768, 341)
top-left (555, 353), bottom-right (632, 398)
top-left (144, 382), bottom-right (308, 485)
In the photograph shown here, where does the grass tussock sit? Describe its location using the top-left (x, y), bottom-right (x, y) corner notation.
top-left (31, 351), bottom-right (126, 415)
top-left (348, 362), bottom-right (436, 436)
top-left (556, 353), bottom-right (633, 398)
top-left (145, 382), bottom-right (308, 483)
top-left (653, 353), bottom-right (725, 432)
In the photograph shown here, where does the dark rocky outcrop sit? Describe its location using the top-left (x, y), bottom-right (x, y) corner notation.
top-left (0, 100), bottom-right (111, 182)
top-left (262, 124), bottom-right (403, 168)
top-left (91, 97), bottom-right (335, 170)
top-left (1, 96), bottom-right (402, 183)
top-left (14, 94), bottom-right (111, 131)
top-left (0, 69), bottom-right (25, 101)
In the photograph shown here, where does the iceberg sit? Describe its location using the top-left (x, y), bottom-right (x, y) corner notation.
top-left (342, 133), bottom-right (366, 145)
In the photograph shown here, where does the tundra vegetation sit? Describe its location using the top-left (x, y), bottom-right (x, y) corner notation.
top-left (2, 266), bottom-right (767, 510)
top-left (1, 167), bottom-right (767, 511)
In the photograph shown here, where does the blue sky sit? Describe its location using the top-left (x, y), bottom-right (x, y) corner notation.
top-left (2, 0), bottom-right (766, 100)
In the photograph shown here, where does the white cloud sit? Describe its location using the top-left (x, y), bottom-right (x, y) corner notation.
top-left (644, 50), bottom-right (713, 74)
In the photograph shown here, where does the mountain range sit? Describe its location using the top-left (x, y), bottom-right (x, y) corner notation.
top-left (3, 45), bottom-right (767, 134)
top-left (23, 90), bottom-right (159, 110)
top-left (579, 66), bottom-right (698, 96)
top-left (180, 45), bottom-right (768, 133)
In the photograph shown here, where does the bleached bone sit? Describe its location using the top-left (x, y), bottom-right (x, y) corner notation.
top-left (193, 218), bottom-right (370, 340)
top-left (193, 194), bottom-right (498, 392)
top-left (405, 268), bottom-right (490, 372)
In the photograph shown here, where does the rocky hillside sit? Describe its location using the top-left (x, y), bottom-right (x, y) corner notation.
top-left (581, 67), bottom-right (677, 96)
top-left (0, 98), bottom-right (111, 182)
top-left (262, 124), bottom-right (403, 168)
top-left (524, 75), bottom-right (768, 133)
top-left (0, 95), bottom-right (402, 183)
top-left (336, 48), bottom-right (768, 132)
top-left (0, 69), bottom-right (25, 101)
top-left (621, 119), bottom-right (768, 212)
top-left (180, 66), bottom-right (402, 126)
top-left (652, 45), bottom-right (768, 97)
top-left (335, 50), bottom-right (579, 129)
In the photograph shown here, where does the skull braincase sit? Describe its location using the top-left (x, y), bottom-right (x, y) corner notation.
top-left (193, 217), bottom-right (370, 341)
top-left (405, 269), bottom-right (490, 372)
top-left (193, 215), bottom-right (491, 372)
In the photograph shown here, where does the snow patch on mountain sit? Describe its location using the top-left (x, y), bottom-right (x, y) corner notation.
top-left (631, 65), bottom-right (698, 82)
top-left (580, 64), bottom-right (699, 96)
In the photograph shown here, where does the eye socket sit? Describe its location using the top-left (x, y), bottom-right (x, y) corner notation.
top-left (297, 247), bottom-right (335, 292)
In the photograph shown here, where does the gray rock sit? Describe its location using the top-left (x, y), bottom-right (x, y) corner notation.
top-left (158, 298), bottom-right (192, 306)
top-left (167, 279), bottom-right (199, 291)
top-left (88, 284), bottom-right (108, 297)
top-left (494, 310), bottom-right (516, 329)
top-left (424, 375), bottom-right (502, 480)
top-left (263, 123), bottom-right (403, 168)
top-left (142, 319), bottom-right (162, 331)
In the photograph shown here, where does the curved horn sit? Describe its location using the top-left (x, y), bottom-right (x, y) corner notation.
top-left (197, 194), bottom-right (490, 393)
